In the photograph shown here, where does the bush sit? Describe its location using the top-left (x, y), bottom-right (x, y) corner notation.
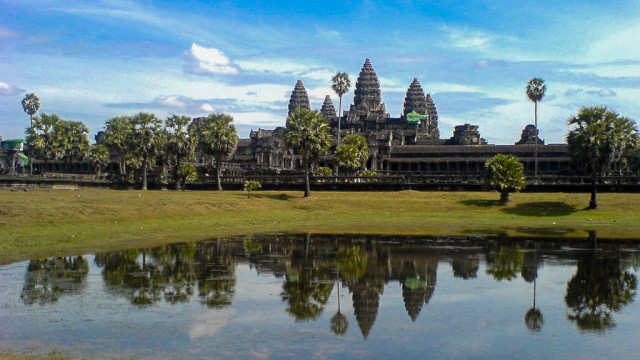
top-left (359, 170), bottom-right (378, 183)
top-left (243, 180), bottom-right (262, 198)
top-left (316, 167), bottom-right (333, 176)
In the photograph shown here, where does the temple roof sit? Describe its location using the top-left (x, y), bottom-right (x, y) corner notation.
top-left (403, 78), bottom-right (427, 116)
top-left (287, 80), bottom-right (310, 118)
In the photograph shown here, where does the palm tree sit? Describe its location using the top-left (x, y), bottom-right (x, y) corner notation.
top-left (25, 113), bottom-right (61, 175)
top-left (89, 144), bottom-right (110, 179)
top-left (103, 116), bottom-right (136, 178)
top-left (284, 109), bottom-right (332, 197)
top-left (22, 93), bottom-right (40, 128)
top-left (484, 154), bottom-right (526, 202)
top-left (131, 112), bottom-right (163, 190)
top-left (332, 72), bottom-right (351, 146)
top-left (54, 120), bottom-right (90, 171)
top-left (526, 78), bottom-right (546, 177)
top-left (566, 106), bottom-right (640, 209)
top-left (165, 115), bottom-right (195, 190)
top-left (193, 113), bottom-right (238, 191)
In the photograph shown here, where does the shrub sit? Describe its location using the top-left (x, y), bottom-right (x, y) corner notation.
top-left (316, 167), bottom-right (333, 176)
top-left (243, 180), bottom-right (262, 198)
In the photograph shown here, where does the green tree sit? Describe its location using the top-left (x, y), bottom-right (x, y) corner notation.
top-left (103, 116), bottom-right (137, 178)
top-left (21, 93), bottom-right (40, 128)
top-left (484, 154), bottom-right (526, 202)
top-left (526, 78), bottom-right (546, 177)
top-left (332, 72), bottom-right (351, 146)
top-left (165, 115), bottom-right (195, 190)
top-left (193, 113), bottom-right (238, 191)
top-left (131, 112), bottom-right (163, 190)
top-left (284, 109), bottom-right (332, 197)
top-left (177, 163), bottom-right (198, 189)
top-left (566, 106), bottom-right (640, 209)
top-left (54, 120), bottom-right (90, 171)
top-left (89, 144), bottom-right (110, 179)
top-left (335, 134), bottom-right (369, 175)
top-left (25, 113), bottom-right (61, 174)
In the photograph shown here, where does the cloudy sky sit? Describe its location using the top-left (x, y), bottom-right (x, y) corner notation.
top-left (1, 0), bottom-right (639, 144)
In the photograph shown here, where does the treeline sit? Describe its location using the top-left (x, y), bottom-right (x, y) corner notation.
top-left (26, 112), bottom-right (238, 191)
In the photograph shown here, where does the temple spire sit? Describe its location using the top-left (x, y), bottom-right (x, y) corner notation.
top-left (353, 58), bottom-right (382, 108)
top-left (287, 80), bottom-right (311, 118)
top-left (320, 95), bottom-right (337, 122)
top-left (403, 78), bottom-right (427, 116)
top-left (425, 94), bottom-right (440, 138)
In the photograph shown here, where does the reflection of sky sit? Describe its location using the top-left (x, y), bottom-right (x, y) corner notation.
top-left (1, 252), bottom-right (640, 359)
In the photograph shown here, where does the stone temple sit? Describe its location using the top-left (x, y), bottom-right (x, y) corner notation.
top-left (234, 58), bottom-right (573, 176)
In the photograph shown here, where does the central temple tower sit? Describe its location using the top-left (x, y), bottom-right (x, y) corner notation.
top-left (346, 59), bottom-right (390, 130)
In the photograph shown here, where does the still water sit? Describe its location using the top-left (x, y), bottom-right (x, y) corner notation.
top-left (1, 234), bottom-right (640, 359)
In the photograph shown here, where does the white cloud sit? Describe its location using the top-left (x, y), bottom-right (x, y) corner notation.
top-left (0, 81), bottom-right (25, 96)
top-left (564, 63), bottom-right (640, 79)
top-left (439, 25), bottom-right (494, 51)
top-left (428, 82), bottom-right (482, 94)
top-left (183, 43), bottom-right (238, 76)
top-left (228, 111), bottom-right (285, 127)
top-left (235, 58), bottom-right (336, 83)
top-left (585, 24), bottom-right (640, 63)
top-left (200, 103), bottom-right (214, 112)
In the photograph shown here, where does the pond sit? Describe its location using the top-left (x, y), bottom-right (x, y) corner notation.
top-left (1, 234), bottom-right (640, 359)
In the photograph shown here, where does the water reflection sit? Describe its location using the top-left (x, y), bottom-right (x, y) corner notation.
top-left (16, 234), bottom-right (640, 340)
top-left (21, 256), bottom-right (88, 305)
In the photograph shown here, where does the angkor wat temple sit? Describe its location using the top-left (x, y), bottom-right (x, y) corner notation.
top-left (233, 59), bottom-right (572, 176)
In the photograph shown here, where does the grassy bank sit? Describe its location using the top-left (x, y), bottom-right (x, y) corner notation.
top-left (0, 188), bottom-right (638, 264)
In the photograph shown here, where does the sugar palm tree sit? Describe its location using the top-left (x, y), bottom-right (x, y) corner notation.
top-left (332, 72), bottom-right (351, 146)
top-left (566, 106), bottom-right (639, 209)
top-left (25, 113), bottom-right (61, 175)
top-left (22, 93), bottom-right (40, 128)
top-left (131, 112), bottom-right (163, 190)
top-left (194, 113), bottom-right (238, 191)
top-left (165, 115), bottom-right (195, 190)
top-left (284, 109), bottom-right (332, 197)
top-left (526, 78), bottom-right (546, 177)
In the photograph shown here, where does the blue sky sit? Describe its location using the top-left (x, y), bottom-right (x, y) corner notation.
top-left (1, 0), bottom-right (640, 144)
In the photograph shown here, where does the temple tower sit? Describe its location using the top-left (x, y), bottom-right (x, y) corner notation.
top-left (320, 95), bottom-right (337, 123)
top-left (425, 94), bottom-right (440, 138)
top-left (347, 59), bottom-right (389, 129)
top-left (287, 80), bottom-right (311, 118)
top-left (403, 78), bottom-right (427, 116)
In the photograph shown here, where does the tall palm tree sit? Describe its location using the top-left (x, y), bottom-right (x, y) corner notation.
top-left (332, 72), bottom-right (351, 146)
top-left (103, 116), bottom-right (137, 178)
top-left (22, 93), bottom-right (40, 128)
top-left (284, 109), bottom-right (332, 197)
top-left (194, 113), bottom-right (238, 191)
top-left (53, 120), bottom-right (90, 171)
top-left (131, 112), bottom-right (163, 190)
top-left (526, 78), bottom-right (546, 177)
top-left (25, 112), bottom-right (61, 175)
top-left (567, 106), bottom-right (640, 209)
top-left (165, 115), bottom-right (195, 190)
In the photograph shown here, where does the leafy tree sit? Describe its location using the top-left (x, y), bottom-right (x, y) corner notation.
top-left (526, 78), bottom-right (546, 177)
top-left (165, 115), bottom-right (195, 190)
top-left (284, 108), bottom-right (332, 197)
top-left (316, 167), bottom-right (333, 176)
top-left (566, 106), bottom-right (640, 209)
top-left (332, 72), bottom-right (351, 146)
top-left (177, 163), bottom-right (198, 189)
top-left (54, 120), bottom-right (90, 171)
top-left (485, 244), bottom-right (524, 281)
top-left (103, 116), bottom-right (137, 178)
top-left (89, 144), bottom-right (110, 179)
top-left (192, 113), bottom-right (238, 191)
top-left (335, 134), bottom-right (369, 175)
top-left (25, 113), bottom-right (61, 174)
top-left (21, 93), bottom-right (40, 128)
top-left (131, 112), bottom-right (163, 190)
top-left (484, 154), bottom-right (526, 202)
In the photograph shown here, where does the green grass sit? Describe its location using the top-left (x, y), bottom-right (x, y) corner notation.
top-left (0, 188), bottom-right (638, 264)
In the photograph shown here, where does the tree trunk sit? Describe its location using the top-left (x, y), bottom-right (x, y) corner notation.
top-left (304, 158), bottom-right (311, 197)
top-left (216, 156), bottom-right (222, 191)
top-left (500, 191), bottom-right (509, 203)
top-left (175, 156), bottom-right (181, 191)
top-left (337, 95), bottom-right (342, 146)
top-left (589, 173), bottom-right (598, 209)
top-left (534, 100), bottom-right (538, 178)
top-left (142, 159), bottom-right (148, 190)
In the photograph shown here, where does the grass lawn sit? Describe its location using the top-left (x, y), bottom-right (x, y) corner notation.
top-left (0, 188), bottom-right (638, 264)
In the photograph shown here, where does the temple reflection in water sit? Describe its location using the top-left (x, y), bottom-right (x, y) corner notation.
top-left (20, 234), bottom-right (639, 338)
